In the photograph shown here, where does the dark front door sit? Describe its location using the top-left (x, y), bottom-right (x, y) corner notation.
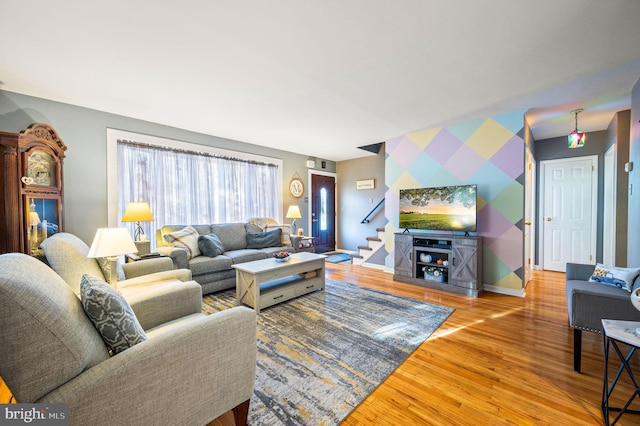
top-left (311, 174), bottom-right (335, 253)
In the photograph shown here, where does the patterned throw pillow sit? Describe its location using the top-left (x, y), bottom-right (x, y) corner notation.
top-left (162, 226), bottom-right (201, 259)
top-left (80, 274), bottom-right (147, 355)
top-left (95, 257), bottom-right (126, 282)
top-left (588, 264), bottom-right (640, 292)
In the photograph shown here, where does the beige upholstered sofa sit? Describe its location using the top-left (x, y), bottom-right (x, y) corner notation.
top-left (156, 222), bottom-right (301, 295)
top-left (0, 252), bottom-right (257, 426)
top-left (41, 232), bottom-right (202, 330)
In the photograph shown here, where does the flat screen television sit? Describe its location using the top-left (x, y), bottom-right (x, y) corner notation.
top-left (399, 184), bottom-right (477, 232)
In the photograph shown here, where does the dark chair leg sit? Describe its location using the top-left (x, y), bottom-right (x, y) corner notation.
top-left (232, 399), bottom-right (250, 426)
top-left (573, 328), bottom-right (582, 373)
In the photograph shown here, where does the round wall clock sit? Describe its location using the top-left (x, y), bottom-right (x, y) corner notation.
top-left (289, 178), bottom-right (304, 198)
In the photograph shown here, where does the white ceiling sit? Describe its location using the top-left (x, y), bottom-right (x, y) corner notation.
top-left (2, 1), bottom-right (640, 161)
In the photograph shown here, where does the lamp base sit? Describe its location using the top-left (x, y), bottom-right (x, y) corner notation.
top-left (108, 257), bottom-right (119, 289)
top-left (134, 240), bottom-right (150, 256)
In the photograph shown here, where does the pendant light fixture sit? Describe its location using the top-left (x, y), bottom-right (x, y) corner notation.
top-left (568, 108), bottom-right (585, 148)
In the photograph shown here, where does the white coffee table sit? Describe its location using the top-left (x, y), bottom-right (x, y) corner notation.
top-left (233, 252), bottom-right (326, 313)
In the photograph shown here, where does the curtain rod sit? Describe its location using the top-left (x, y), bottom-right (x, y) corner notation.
top-left (117, 139), bottom-right (279, 168)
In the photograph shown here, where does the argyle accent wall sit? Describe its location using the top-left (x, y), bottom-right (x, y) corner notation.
top-left (385, 110), bottom-right (526, 291)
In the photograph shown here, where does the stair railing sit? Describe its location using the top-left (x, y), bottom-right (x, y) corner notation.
top-left (361, 199), bottom-right (385, 224)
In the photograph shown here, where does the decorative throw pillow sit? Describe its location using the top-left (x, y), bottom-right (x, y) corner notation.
top-left (96, 257), bottom-right (126, 283)
top-left (264, 224), bottom-right (292, 246)
top-left (247, 228), bottom-right (283, 249)
top-left (163, 226), bottom-right (201, 259)
top-left (588, 264), bottom-right (640, 292)
top-left (198, 233), bottom-right (225, 257)
top-left (80, 274), bottom-right (147, 355)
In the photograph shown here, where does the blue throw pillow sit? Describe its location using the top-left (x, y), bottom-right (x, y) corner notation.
top-left (246, 228), bottom-right (282, 249)
top-left (198, 233), bottom-right (225, 257)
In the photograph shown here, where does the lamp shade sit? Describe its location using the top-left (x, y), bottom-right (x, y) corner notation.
top-left (121, 202), bottom-right (155, 222)
top-left (286, 205), bottom-right (302, 219)
top-left (87, 227), bottom-right (138, 258)
top-left (568, 130), bottom-right (585, 148)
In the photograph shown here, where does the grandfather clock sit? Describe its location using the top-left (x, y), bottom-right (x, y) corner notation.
top-left (0, 123), bottom-right (67, 258)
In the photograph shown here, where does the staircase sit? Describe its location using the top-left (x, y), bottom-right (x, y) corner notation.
top-left (352, 227), bottom-right (385, 266)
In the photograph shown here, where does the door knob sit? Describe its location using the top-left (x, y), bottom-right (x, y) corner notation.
top-left (524, 221), bottom-right (531, 225)
top-left (546, 217), bottom-right (551, 222)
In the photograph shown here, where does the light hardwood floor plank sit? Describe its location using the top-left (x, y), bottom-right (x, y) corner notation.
top-left (208, 263), bottom-right (640, 425)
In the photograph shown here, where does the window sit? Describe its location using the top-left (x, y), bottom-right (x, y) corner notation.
top-left (108, 130), bottom-right (282, 245)
top-left (320, 187), bottom-right (327, 231)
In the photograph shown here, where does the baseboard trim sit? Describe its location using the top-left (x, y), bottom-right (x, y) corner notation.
top-left (359, 262), bottom-right (387, 271)
top-left (483, 284), bottom-right (526, 298)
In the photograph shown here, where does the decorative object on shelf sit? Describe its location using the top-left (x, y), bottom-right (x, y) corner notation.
top-left (289, 173), bottom-right (304, 198)
top-left (274, 251), bottom-right (290, 262)
top-left (419, 253), bottom-right (432, 263)
top-left (568, 108), bottom-right (585, 148)
top-left (356, 178), bottom-right (375, 190)
top-left (121, 202), bottom-right (155, 245)
top-left (286, 205), bottom-right (302, 234)
top-left (87, 227), bottom-right (138, 289)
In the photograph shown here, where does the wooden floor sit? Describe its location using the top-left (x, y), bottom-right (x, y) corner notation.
top-left (210, 262), bottom-right (640, 425)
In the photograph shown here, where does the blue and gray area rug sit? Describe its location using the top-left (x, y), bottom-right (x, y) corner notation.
top-left (202, 279), bottom-right (454, 425)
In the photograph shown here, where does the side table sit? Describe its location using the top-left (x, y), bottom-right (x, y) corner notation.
top-left (296, 236), bottom-right (316, 253)
top-left (125, 252), bottom-right (163, 263)
top-left (602, 319), bottom-right (640, 425)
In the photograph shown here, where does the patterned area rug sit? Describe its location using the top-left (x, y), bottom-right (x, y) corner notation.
top-left (202, 279), bottom-right (454, 425)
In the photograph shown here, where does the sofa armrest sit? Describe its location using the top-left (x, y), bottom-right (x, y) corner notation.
top-left (119, 269), bottom-right (193, 287)
top-left (156, 246), bottom-right (189, 269)
top-left (566, 263), bottom-right (596, 281)
top-left (119, 279), bottom-right (202, 330)
top-left (121, 257), bottom-right (174, 278)
top-left (39, 307), bottom-right (257, 426)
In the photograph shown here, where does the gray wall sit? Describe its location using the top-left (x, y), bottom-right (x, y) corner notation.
top-left (630, 78), bottom-right (640, 266)
top-left (336, 146), bottom-right (386, 261)
top-left (533, 130), bottom-right (608, 264)
top-left (0, 90), bottom-right (335, 245)
top-left (607, 110), bottom-right (630, 265)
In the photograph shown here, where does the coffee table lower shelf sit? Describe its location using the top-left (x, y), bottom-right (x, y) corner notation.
top-left (233, 252), bottom-right (326, 313)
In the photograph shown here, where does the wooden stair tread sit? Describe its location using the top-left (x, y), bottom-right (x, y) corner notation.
top-left (357, 245), bottom-right (372, 251)
top-left (366, 237), bottom-right (381, 242)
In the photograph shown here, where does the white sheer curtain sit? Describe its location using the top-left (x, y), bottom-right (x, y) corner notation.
top-left (117, 140), bottom-right (279, 247)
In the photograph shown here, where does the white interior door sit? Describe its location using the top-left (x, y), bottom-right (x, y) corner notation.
top-left (541, 156), bottom-right (597, 272)
top-left (523, 148), bottom-right (535, 286)
top-left (603, 145), bottom-right (616, 265)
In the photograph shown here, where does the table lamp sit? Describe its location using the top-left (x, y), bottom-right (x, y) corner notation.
top-left (286, 205), bottom-right (302, 234)
top-left (87, 227), bottom-right (138, 289)
top-left (121, 202), bottom-right (155, 255)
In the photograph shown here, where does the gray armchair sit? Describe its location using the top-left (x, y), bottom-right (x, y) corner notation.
top-left (0, 252), bottom-right (257, 426)
top-left (41, 232), bottom-right (201, 330)
top-left (566, 262), bottom-right (640, 372)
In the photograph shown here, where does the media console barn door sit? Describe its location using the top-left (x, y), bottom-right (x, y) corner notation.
top-left (393, 232), bottom-right (483, 297)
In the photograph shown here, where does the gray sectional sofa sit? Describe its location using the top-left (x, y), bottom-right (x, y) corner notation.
top-left (156, 222), bottom-right (301, 295)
